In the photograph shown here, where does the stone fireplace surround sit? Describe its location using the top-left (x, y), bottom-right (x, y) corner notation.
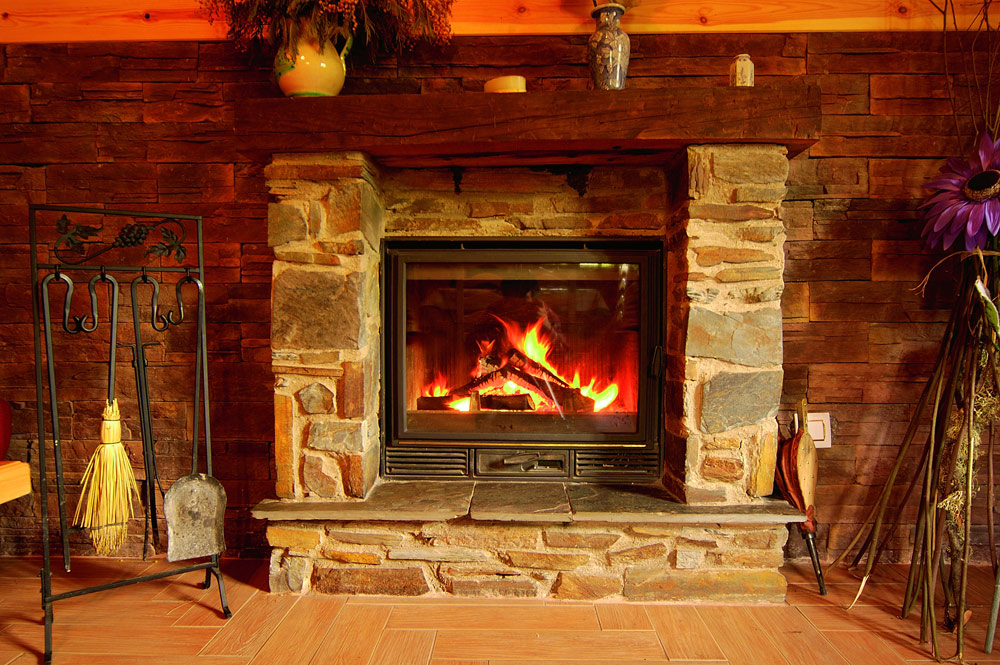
top-left (246, 86), bottom-right (820, 601)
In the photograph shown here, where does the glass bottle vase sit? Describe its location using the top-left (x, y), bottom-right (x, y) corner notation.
top-left (587, 3), bottom-right (630, 90)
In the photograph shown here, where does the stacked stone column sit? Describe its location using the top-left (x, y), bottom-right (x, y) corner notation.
top-left (266, 152), bottom-right (385, 501)
top-left (667, 145), bottom-right (788, 504)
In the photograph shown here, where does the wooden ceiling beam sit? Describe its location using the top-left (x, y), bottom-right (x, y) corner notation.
top-left (0, 0), bottom-right (977, 45)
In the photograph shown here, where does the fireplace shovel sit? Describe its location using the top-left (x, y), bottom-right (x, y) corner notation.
top-left (164, 472), bottom-right (226, 562)
top-left (162, 272), bottom-right (226, 563)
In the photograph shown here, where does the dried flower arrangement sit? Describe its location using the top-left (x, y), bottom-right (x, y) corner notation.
top-left (198, 0), bottom-right (454, 58)
top-left (830, 2), bottom-right (1000, 660)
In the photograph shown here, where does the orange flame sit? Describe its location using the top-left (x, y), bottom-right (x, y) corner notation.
top-left (424, 375), bottom-right (450, 397)
top-left (571, 372), bottom-right (619, 411)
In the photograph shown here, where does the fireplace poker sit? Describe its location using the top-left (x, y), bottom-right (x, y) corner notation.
top-left (130, 274), bottom-right (167, 554)
top-left (39, 270), bottom-right (77, 570)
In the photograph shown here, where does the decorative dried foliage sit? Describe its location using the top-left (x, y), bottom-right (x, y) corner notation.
top-left (199, 0), bottom-right (454, 58)
top-left (830, 248), bottom-right (1000, 661)
top-left (828, 5), bottom-right (1000, 660)
top-left (929, 0), bottom-right (1000, 145)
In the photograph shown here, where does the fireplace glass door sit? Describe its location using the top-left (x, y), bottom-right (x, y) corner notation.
top-left (385, 241), bottom-right (661, 459)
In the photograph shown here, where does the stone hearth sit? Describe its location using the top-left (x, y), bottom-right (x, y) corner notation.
top-left (255, 140), bottom-right (804, 601)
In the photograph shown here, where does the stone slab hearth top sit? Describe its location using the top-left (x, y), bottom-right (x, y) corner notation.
top-left (252, 481), bottom-right (803, 525)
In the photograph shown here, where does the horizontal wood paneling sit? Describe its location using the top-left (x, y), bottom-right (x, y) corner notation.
top-left (0, 0), bottom-right (982, 44)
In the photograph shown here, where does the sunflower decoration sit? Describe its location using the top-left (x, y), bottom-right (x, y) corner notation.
top-left (921, 133), bottom-right (1000, 251)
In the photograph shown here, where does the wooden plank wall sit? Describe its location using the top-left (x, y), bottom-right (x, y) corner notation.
top-left (0, 32), bottom-right (983, 563)
top-left (0, 0), bottom-right (980, 44)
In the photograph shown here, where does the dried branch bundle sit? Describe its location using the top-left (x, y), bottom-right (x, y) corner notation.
top-left (199, 0), bottom-right (454, 58)
top-left (829, 248), bottom-right (1000, 661)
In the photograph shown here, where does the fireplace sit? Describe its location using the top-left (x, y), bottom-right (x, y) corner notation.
top-left (383, 240), bottom-right (662, 481)
top-left (247, 86), bottom-right (821, 602)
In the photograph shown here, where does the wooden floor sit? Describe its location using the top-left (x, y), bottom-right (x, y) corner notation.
top-left (1, 558), bottom-right (999, 664)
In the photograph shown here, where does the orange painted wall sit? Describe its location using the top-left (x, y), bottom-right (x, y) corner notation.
top-left (0, 0), bottom-right (973, 44)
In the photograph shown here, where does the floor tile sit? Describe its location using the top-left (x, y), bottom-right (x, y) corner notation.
top-left (199, 593), bottom-right (297, 657)
top-left (645, 605), bottom-right (725, 661)
top-left (748, 606), bottom-right (850, 665)
top-left (595, 604), bottom-right (652, 630)
top-left (370, 629), bottom-right (435, 665)
top-left (250, 595), bottom-right (345, 665)
top-left (0, 652), bottom-right (24, 665)
top-left (432, 629), bottom-right (667, 661)
top-left (3, 623), bottom-right (219, 657)
top-left (696, 606), bottom-right (790, 665)
top-left (309, 603), bottom-right (391, 665)
top-left (1, 558), bottom-right (998, 665)
top-left (821, 630), bottom-right (907, 665)
top-left (388, 605), bottom-right (600, 631)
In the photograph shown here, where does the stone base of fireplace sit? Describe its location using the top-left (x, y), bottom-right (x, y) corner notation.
top-left (255, 481), bottom-right (800, 602)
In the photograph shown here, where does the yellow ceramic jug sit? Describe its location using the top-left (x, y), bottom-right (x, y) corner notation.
top-left (274, 29), bottom-right (352, 97)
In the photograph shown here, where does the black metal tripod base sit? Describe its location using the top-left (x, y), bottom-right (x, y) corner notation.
top-left (204, 557), bottom-right (233, 618)
top-left (42, 558), bottom-right (232, 665)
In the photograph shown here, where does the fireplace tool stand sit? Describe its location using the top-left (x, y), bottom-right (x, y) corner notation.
top-left (29, 205), bottom-right (231, 665)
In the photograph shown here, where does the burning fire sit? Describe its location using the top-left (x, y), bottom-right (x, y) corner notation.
top-left (422, 316), bottom-right (623, 414)
top-left (424, 375), bottom-right (450, 397)
top-left (424, 375), bottom-right (473, 411)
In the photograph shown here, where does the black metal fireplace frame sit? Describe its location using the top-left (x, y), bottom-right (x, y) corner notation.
top-left (381, 238), bottom-right (663, 482)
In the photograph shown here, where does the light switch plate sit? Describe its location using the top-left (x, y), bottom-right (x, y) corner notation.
top-left (807, 412), bottom-right (832, 448)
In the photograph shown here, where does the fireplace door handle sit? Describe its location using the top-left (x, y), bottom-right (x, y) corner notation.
top-left (500, 453), bottom-right (565, 472)
top-left (503, 453), bottom-right (540, 470)
top-left (650, 345), bottom-right (664, 379)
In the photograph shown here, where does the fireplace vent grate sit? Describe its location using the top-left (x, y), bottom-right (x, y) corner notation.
top-left (575, 450), bottom-right (660, 479)
top-left (385, 448), bottom-right (470, 477)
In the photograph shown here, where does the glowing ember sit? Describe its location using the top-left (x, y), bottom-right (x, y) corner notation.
top-left (448, 397), bottom-right (472, 411)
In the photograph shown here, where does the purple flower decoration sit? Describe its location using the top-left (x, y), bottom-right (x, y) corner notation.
top-left (921, 133), bottom-right (1000, 251)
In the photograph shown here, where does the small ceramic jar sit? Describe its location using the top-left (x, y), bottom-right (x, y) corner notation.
top-left (730, 53), bottom-right (755, 87)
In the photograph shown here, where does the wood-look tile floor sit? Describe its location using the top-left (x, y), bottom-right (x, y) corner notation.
top-left (1, 558), bottom-right (999, 664)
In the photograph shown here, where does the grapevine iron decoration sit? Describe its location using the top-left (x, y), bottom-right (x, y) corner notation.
top-left (54, 214), bottom-right (187, 265)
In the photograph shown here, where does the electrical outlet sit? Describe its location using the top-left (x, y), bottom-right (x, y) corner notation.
top-left (807, 412), bottom-right (832, 448)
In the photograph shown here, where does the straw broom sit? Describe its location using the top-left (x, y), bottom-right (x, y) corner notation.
top-left (72, 398), bottom-right (140, 555)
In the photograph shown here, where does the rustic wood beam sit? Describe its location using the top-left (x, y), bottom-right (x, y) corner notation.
top-left (0, 0), bottom-right (975, 44)
top-left (235, 84), bottom-right (820, 167)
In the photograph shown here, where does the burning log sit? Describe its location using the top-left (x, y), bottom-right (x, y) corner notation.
top-left (416, 396), bottom-right (453, 410)
top-left (450, 365), bottom-right (594, 413)
top-left (480, 394), bottom-right (533, 411)
top-left (417, 344), bottom-right (596, 413)
top-left (506, 348), bottom-right (570, 388)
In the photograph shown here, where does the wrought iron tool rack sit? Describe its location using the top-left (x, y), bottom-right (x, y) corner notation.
top-left (29, 205), bottom-right (231, 665)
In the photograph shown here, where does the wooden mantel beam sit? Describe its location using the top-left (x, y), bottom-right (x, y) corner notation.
top-left (235, 84), bottom-right (821, 168)
top-left (0, 0), bottom-right (977, 45)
